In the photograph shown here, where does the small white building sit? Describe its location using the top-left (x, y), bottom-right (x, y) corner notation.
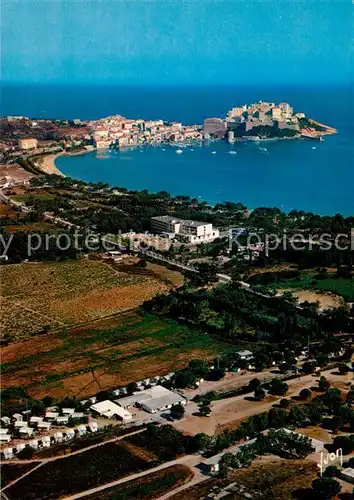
top-left (90, 400), bottom-right (132, 422)
top-left (14, 421), bottom-right (28, 428)
top-left (62, 408), bottom-right (76, 414)
top-left (64, 429), bottom-right (75, 440)
top-left (12, 413), bottom-right (23, 421)
top-left (45, 411), bottom-right (59, 420)
top-left (19, 427), bottom-right (34, 437)
top-left (37, 421), bottom-right (52, 430)
top-left (1, 416), bottom-right (11, 426)
top-left (237, 350), bottom-right (254, 360)
top-left (88, 422), bottom-right (99, 433)
top-left (77, 424), bottom-right (87, 436)
top-left (41, 436), bottom-right (51, 448)
top-left (71, 412), bottom-right (85, 419)
top-left (28, 439), bottom-right (39, 450)
top-left (0, 434), bottom-right (12, 443)
top-left (56, 416), bottom-right (69, 425)
top-left (30, 416), bottom-right (44, 425)
top-left (16, 443), bottom-right (26, 453)
top-left (0, 428), bottom-right (9, 435)
top-left (3, 448), bottom-right (14, 459)
top-left (53, 432), bottom-right (64, 443)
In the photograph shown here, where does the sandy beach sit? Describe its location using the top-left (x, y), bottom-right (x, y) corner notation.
top-left (33, 146), bottom-right (95, 177)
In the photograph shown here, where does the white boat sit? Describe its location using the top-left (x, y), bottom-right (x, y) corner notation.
top-left (312, 146), bottom-right (316, 150)
top-left (228, 151), bottom-right (237, 155)
top-left (176, 149), bottom-right (183, 154)
top-left (211, 151), bottom-right (217, 155)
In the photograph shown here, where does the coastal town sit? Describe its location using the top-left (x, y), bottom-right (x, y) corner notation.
top-left (0, 101), bottom-right (336, 173)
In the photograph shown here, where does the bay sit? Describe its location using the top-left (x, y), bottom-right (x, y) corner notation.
top-left (2, 84), bottom-right (353, 215)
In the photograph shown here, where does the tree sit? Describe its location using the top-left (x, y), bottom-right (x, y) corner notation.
top-left (302, 361), bottom-right (316, 374)
top-left (248, 378), bottom-right (261, 392)
top-left (279, 362), bottom-right (292, 374)
top-left (323, 388), bottom-right (342, 412)
top-left (269, 378), bottom-right (288, 396)
top-left (193, 432), bottom-right (213, 452)
top-left (332, 435), bottom-right (354, 455)
top-left (174, 370), bottom-right (197, 389)
top-left (17, 446), bottom-right (35, 459)
top-left (188, 359), bottom-right (209, 379)
top-left (318, 376), bottom-right (330, 392)
top-left (311, 477), bottom-right (341, 499)
top-left (254, 387), bottom-right (266, 401)
top-left (170, 403), bottom-right (185, 420)
top-left (194, 262), bottom-right (218, 286)
top-left (338, 363), bottom-right (350, 375)
top-left (323, 465), bottom-right (340, 478)
top-left (199, 401), bottom-right (211, 417)
top-left (268, 408), bottom-right (288, 429)
top-left (127, 382), bottom-right (138, 394)
top-left (280, 398), bottom-right (290, 409)
top-left (299, 388), bottom-right (312, 400)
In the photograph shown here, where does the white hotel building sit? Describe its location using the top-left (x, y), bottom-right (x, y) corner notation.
top-left (151, 215), bottom-right (219, 244)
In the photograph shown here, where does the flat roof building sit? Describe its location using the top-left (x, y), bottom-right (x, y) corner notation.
top-left (90, 400), bottom-right (133, 422)
top-left (151, 216), bottom-right (219, 244)
top-left (116, 385), bottom-right (186, 414)
top-left (18, 138), bottom-right (38, 150)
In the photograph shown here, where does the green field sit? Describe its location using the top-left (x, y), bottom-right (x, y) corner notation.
top-left (2, 311), bottom-right (234, 399)
top-left (271, 272), bottom-right (354, 302)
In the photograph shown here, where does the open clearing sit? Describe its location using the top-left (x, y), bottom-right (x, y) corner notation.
top-left (0, 260), bottom-right (175, 341)
top-left (276, 289), bottom-right (343, 310)
top-left (173, 368), bottom-right (351, 436)
top-left (1, 311), bottom-right (233, 399)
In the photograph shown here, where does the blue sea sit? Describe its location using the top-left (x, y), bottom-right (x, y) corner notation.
top-left (2, 84), bottom-right (353, 215)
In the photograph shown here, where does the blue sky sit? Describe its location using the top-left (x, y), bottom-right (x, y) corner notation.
top-left (1, 0), bottom-right (353, 85)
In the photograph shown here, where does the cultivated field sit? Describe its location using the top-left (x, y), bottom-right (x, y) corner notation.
top-left (1, 311), bottom-right (232, 399)
top-left (86, 465), bottom-right (194, 500)
top-left (5, 440), bottom-right (157, 500)
top-left (0, 260), bottom-right (173, 341)
top-left (228, 459), bottom-right (318, 500)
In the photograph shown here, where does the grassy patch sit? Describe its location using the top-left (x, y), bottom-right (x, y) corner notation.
top-left (270, 272), bottom-right (354, 302)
